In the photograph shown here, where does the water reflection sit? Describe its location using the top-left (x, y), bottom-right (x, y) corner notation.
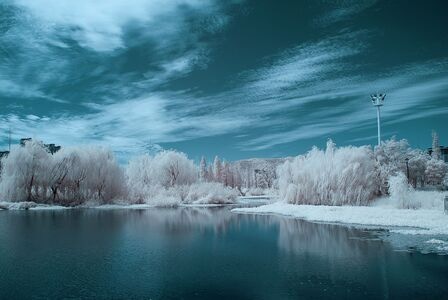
top-left (0, 207), bottom-right (447, 299)
top-left (277, 217), bottom-right (385, 256)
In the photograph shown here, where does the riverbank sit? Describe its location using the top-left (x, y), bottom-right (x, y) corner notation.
top-left (0, 196), bottom-right (273, 211)
top-left (0, 201), bottom-right (224, 210)
top-left (232, 195), bottom-right (448, 235)
top-left (0, 201), bottom-right (70, 210)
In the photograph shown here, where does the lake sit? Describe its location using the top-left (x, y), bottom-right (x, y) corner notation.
top-left (1, 207), bottom-right (447, 299)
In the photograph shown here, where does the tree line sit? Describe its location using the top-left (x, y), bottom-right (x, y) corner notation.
top-left (0, 136), bottom-right (446, 206)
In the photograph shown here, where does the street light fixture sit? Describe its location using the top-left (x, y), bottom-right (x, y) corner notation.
top-left (371, 93), bottom-right (386, 146)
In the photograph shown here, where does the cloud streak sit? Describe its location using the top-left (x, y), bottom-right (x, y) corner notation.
top-left (11, 0), bottom-right (223, 52)
top-left (3, 29), bottom-right (446, 157)
top-left (0, 1), bottom-right (447, 160)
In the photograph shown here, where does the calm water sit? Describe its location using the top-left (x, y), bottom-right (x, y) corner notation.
top-left (1, 207), bottom-right (447, 299)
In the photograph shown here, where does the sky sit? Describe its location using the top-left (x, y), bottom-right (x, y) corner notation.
top-left (1, 0), bottom-right (447, 162)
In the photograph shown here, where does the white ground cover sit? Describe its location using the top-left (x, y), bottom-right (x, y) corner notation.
top-left (91, 203), bottom-right (235, 209)
top-left (0, 201), bottom-right (70, 210)
top-left (233, 191), bottom-right (448, 235)
top-left (425, 239), bottom-right (448, 251)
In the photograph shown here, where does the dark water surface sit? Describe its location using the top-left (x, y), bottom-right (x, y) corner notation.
top-left (0, 207), bottom-right (447, 299)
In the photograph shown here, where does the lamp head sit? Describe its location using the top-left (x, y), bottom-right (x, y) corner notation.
top-left (371, 93), bottom-right (386, 107)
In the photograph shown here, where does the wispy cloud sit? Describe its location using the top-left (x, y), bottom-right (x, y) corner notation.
top-left (313, 0), bottom-right (378, 27)
top-left (235, 59), bottom-right (448, 150)
top-left (223, 30), bottom-right (448, 151)
top-left (0, 0), bottom-right (232, 106)
top-left (2, 27), bottom-right (447, 158)
top-left (0, 79), bottom-right (68, 103)
top-left (1, 1), bottom-right (447, 160)
top-left (0, 0), bottom-right (246, 160)
top-left (0, 92), bottom-right (255, 159)
top-left (11, 0), bottom-right (222, 52)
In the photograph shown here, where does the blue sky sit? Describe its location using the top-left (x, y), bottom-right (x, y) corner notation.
top-left (1, 0), bottom-right (447, 162)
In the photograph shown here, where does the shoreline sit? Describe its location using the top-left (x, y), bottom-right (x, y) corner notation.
top-left (0, 197), bottom-right (273, 211)
top-left (232, 201), bottom-right (448, 235)
top-left (3, 195), bottom-right (448, 237)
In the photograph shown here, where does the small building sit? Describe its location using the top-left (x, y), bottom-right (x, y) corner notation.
top-left (428, 146), bottom-right (448, 163)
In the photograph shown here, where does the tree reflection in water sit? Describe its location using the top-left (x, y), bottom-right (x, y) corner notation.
top-left (1, 207), bottom-right (448, 299)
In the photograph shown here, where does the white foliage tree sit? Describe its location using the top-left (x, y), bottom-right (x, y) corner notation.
top-left (443, 173), bottom-right (448, 188)
top-left (199, 156), bottom-right (207, 182)
top-left (213, 156), bottom-right (222, 183)
top-left (207, 164), bottom-right (214, 182)
top-left (425, 158), bottom-right (447, 186)
top-left (47, 152), bottom-right (70, 203)
top-left (64, 150), bottom-right (88, 202)
top-left (152, 150), bottom-right (197, 188)
top-left (0, 141), bottom-right (125, 205)
top-left (126, 154), bottom-right (154, 203)
top-left (83, 147), bottom-right (125, 203)
top-left (0, 140), bottom-right (49, 202)
top-left (407, 149), bottom-right (429, 188)
top-left (229, 158), bottom-right (284, 192)
top-left (374, 138), bottom-right (411, 194)
top-left (126, 150), bottom-right (197, 204)
top-left (431, 130), bottom-right (441, 160)
top-left (222, 161), bottom-right (229, 186)
top-left (277, 140), bottom-right (377, 206)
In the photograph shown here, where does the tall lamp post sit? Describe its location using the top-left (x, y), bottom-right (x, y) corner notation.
top-left (371, 93), bottom-right (386, 146)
